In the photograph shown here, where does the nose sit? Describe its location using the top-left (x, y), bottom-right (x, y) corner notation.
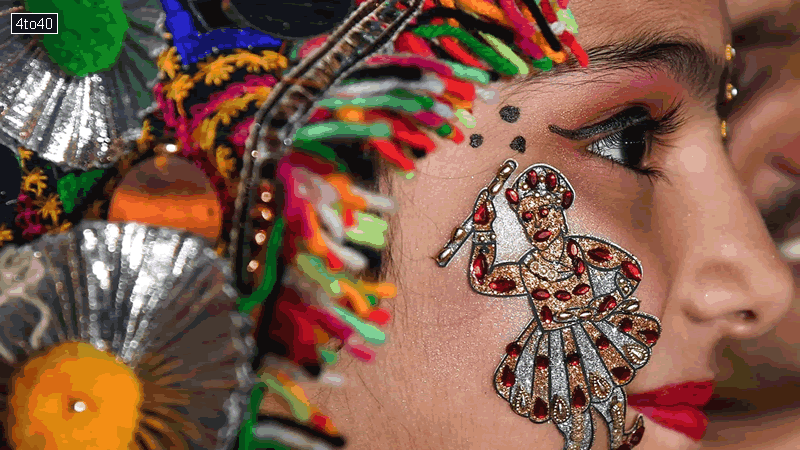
top-left (660, 136), bottom-right (794, 340)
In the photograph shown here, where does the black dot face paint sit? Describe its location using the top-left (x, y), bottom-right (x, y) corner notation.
top-left (500, 105), bottom-right (521, 123)
top-left (510, 136), bottom-right (526, 153)
top-left (470, 134), bottom-right (484, 148)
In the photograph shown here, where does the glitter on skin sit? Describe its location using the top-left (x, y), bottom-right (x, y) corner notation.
top-left (510, 136), bottom-right (526, 153)
top-left (470, 134), bottom-right (484, 148)
top-left (499, 105), bottom-right (521, 123)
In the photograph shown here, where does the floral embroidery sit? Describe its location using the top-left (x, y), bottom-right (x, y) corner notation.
top-left (40, 193), bottom-right (63, 224)
top-left (216, 145), bottom-right (237, 179)
top-left (157, 46), bottom-right (181, 80)
top-left (17, 147), bottom-right (32, 163)
top-left (22, 168), bottom-right (48, 197)
top-left (0, 224), bottom-right (12, 243)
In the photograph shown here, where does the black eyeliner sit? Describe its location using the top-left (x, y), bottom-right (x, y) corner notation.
top-left (548, 106), bottom-right (652, 141)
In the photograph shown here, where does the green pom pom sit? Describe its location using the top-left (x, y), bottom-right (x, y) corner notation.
top-left (25, 0), bottom-right (129, 76)
top-left (56, 169), bottom-right (104, 214)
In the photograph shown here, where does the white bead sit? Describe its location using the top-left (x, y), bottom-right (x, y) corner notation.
top-left (549, 21), bottom-right (566, 35)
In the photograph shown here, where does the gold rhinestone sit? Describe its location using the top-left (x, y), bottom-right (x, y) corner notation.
top-left (725, 83), bottom-right (737, 101)
top-left (725, 44), bottom-right (735, 61)
top-left (499, 162), bottom-right (515, 176)
top-left (437, 247), bottom-right (454, 263)
top-left (623, 300), bottom-right (640, 312)
top-left (721, 120), bottom-right (727, 139)
top-left (623, 344), bottom-right (648, 366)
top-left (589, 372), bottom-right (611, 399)
top-left (512, 389), bottom-right (532, 416)
top-left (261, 208), bottom-right (274, 222)
top-left (551, 396), bottom-right (569, 423)
top-left (453, 227), bottom-right (467, 241)
top-left (557, 311), bottom-right (574, 320)
top-left (261, 191), bottom-right (273, 203)
top-left (489, 179), bottom-right (504, 195)
top-left (255, 231), bottom-right (268, 245)
top-left (247, 260), bottom-right (259, 272)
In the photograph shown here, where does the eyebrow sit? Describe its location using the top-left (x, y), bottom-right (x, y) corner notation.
top-left (517, 31), bottom-right (725, 103)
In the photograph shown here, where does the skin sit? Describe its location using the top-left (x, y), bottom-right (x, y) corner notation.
top-left (307, 0), bottom-right (796, 449)
top-left (702, 2), bottom-right (800, 448)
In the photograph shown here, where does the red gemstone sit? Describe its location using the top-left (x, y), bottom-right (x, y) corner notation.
top-left (506, 342), bottom-right (522, 357)
top-left (618, 318), bottom-right (633, 333)
top-left (598, 295), bottom-right (617, 313)
top-left (611, 367), bottom-right (632, 381)
top-left (532, 289), bottom-right (550, 300)
top-left (539, 207), bottom-right (549, 217)
top-left (571, 387), bottom-right (587, 408)
top-left (588, 247), bottom-right (612, 262)
top-left (490, 278), bottom-right (517, 292)
top-left (573, 259), bottom-right (586, 276)
top-left (572, 284), bottom-right (590, 295)
top-left (474, 203), bottom-right (490, 225)
top-left (562, 190), bottom-right (574, 209)
top-left (533, 229), bottom-right (552, 242)
top-left (533, 397), bottom-right (548, 419)
top-left (630, 425), bottom-right (645, 446)
top-left (540, 305), bottom-right (553, 324)
top-left (567, 240), bottom-right (578, 258)
top-left (566, 353), bottom-right (581, 366)
top-left (501, 366), bottom-right (516, 387)
top-left (555, 290), bottom-right (572, 301)
top-left (638, 329), bottom-right (660, 344)
top-left (621, 261), bottom-right (642, 281)
top-left (527, 171), bottom-right (538, 187)
top-left (545, 172), bottom-right (558, 190)
top-left (505, 188), bottom-right (519, 205)
top-left (535, 355), bottom-right (550, 370)
top-left (596, 336), bottom-right (610, 349)
top-left (522, 211), bottom-right (534, 222)
top-left (472, 253), bottom-right (488, 283)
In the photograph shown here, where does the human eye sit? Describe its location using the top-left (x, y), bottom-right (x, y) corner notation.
top-left (549, 104), bottom-right (685, 181)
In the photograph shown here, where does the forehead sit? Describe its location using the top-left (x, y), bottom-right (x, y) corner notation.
top-left (570, 0), bottom-right (728, 52)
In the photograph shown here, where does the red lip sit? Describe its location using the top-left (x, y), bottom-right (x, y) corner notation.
top-left (628, 381), bottom-right (715, 441)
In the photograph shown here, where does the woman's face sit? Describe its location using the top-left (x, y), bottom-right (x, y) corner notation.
top-left (311, 0), bottom-right (795, 449)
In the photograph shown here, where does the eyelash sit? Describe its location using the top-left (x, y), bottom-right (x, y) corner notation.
top-left (585, 104), bottom-right (684, 182)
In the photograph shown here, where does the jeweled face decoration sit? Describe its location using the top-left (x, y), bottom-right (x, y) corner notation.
top-left (437, 160), bottom-right (661, 450)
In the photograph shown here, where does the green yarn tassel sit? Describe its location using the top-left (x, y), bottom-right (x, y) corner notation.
top-left (412, 24), bottom-right (519, 76)
top-left (238, 218), bottom-right (285, 314)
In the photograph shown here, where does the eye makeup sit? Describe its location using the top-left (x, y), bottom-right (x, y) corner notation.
top-left (547, 103), bottom-right (684, 179)
top-left (548, 106), bottom-right (653, 141)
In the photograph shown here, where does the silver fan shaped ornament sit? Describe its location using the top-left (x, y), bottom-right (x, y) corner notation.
top-left (0, 221), bottom-right (254, 450)
top-left (0, 1), bottom-right (166, 171)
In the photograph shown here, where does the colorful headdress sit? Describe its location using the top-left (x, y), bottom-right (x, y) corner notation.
top-left (0, 0), bottom-right (588, 448)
